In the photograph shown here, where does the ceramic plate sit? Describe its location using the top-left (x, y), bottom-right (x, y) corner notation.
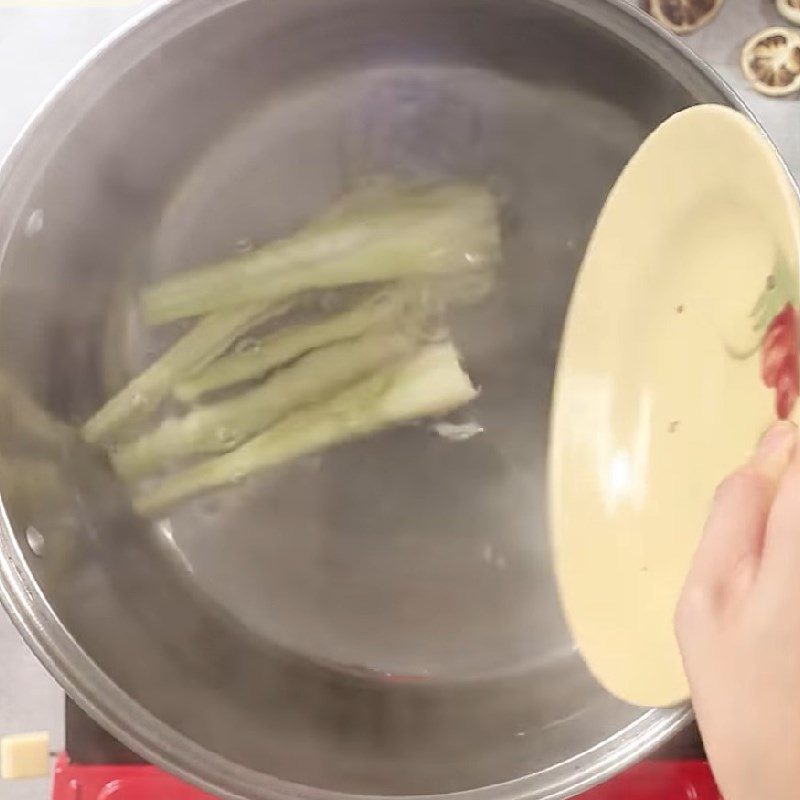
top-left (549, 105), bottom-right (800, 707)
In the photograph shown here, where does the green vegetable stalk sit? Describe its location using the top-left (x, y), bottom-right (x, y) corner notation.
top-left (173, 287), bottom-right (415, 404)
top-left (82, 300), bottom-right (290, 445)
top-left (133, 341), bottom-right (477, 514)
top-left (141, 184), bottom-right (500, 324)
top-left (0, 454), bottom-right (65, 515)
top-left (0, 371), bottom-right (75, 452)
top-left (113, 328), bottom-right (418, 481)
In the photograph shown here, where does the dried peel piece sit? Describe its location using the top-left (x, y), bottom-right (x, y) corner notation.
top-left (741, 27), bottom-right (800, 97)
top-left (777, 0), bottom-right (800, 27)
top-left (648, 0), bottom-right (724, 35)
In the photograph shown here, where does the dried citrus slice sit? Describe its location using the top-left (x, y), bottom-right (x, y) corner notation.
top-left (741, 27), bottom-right (800, 97)
top-left (648, 0), bottom-right (724, 34)
top-left (777, 0), bottom-right (800, 26)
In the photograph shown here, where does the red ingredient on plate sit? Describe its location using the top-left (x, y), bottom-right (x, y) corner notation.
top-left (760, 302), bottom-right (799, 420)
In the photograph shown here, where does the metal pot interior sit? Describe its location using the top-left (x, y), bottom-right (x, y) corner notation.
top-left (0, 1), bottom-right (734, 798)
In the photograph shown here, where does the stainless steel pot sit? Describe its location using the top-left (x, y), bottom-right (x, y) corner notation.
top-left (0, 1), bottom-right (740, 798)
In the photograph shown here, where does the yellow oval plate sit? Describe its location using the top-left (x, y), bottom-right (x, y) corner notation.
top-left (549, 105), bottom-right (800, 707)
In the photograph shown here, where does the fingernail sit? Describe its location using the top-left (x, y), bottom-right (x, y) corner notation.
top-left (753, 421), bottom-right (797, 477)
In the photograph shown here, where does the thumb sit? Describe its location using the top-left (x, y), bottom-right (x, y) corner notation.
top-left (681, 422), bottom-right (796, 609)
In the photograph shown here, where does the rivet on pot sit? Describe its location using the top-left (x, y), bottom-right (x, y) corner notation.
top-left (24, 209), bottom-right (44, 237)
top-left (25, 526), bottom-right (45, 557)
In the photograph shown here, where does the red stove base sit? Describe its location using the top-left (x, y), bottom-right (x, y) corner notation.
top-left (52, 753), bottom-right (721, 800)
top-left (52, 753), bottom-right (217, 800)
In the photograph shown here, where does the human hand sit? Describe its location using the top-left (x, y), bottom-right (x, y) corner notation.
top-left (675, 421), bottom-right (800, 800)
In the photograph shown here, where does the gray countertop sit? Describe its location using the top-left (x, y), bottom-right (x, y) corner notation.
top-left (0, 1), bottom-right (796, 797)
top-left (686, 0), bottom-right (800, 169)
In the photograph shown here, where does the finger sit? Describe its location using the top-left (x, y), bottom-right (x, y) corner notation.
top-left (759, 433), bottom-right (800, 588)
top-left (683, 422), bottom-right (796, 604)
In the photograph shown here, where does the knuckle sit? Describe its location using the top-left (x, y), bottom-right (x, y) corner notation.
top-left (712, 467), bottom-right (769, 508)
